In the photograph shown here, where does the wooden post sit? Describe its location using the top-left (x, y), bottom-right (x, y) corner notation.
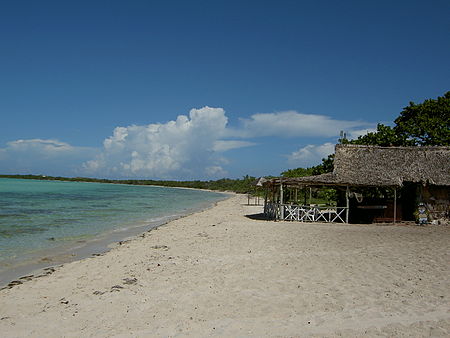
top-left (264, 187), bottom-right (269, 213)
top-left (345, 186), bottom-right (350, 223)
top-left (393, 188), bottom-right (397, 225)
top-left (280, 181), bottom-right (284, 220)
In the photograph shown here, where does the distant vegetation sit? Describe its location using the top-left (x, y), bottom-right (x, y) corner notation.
top-left (0, 174), bottom-right (259, 194)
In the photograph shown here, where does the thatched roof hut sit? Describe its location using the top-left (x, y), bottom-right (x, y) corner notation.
top-left (267, 144), bottom-right (450, 188)
top-left (264, 145), bottom-right (449, 223)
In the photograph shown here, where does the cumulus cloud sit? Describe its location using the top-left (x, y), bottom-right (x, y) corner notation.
top-left (82, 107), bottom-right (239, 179)
top-left (287, 142), bottom-right (335, 167)
top-left (234, 111), bottom-right (372, 138)
top-left (0, 139), bottom-right (97, 175)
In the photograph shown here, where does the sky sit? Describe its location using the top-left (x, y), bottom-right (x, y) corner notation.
top-left (0, 0), bottom-right (449, 180)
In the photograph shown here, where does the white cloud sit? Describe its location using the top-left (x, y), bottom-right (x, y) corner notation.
top-left (82, 106), bottom-right (232, 179)
top-left (212, 140), bottom-right (256, 152)
top-left (7, 139), bottom-right (74, 155)
top-left (234, 111), bottom-right (372, 138)
top-left (288, 142), bottom-right (335, 167)
top-left (0, 139), bottom-right (97, 175)
top-left (205, 165), bottom-right (227, 177)
top-left (347, 128), bottom-right (378, 140)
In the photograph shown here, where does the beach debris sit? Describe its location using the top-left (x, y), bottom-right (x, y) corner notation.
top-left (43, 267), bottom-right (56, 275)
top-left (59, 298), bottom-right (69, 304)
top-left (111, 285), bottom-right (124, 292)
top-left (123, 277), bottom-right (137, 285)
top-left (40, 257), bottom-right (53, 262)
top-left (151, 245), bottom-right (169, 250)
top-left (6, 280), bottom-right (23, 288)
top-left (197, 232), bottom-right (209, 238)
top-left (19, 275), bottom-right (34, 281)
top-left (93, 290), bottom-right (106, 295)
top-left (47, 237), bottom-right (55, 241)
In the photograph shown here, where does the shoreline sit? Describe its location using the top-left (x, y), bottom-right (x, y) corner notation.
top-left (1, 194), bottom-right (448, 337)
top-left (0, 191), bottom-right (232, 289)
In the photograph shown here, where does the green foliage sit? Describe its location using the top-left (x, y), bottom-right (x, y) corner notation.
top-left (281, 167), bottom-right (314, 177)
top-left (349, 123), bottom-right (414, 146)
top-left (348, 92), bottom-right (449, 147)
top-left (394, 91), bottom-right (450, 146)
top-left (311, 154), bottom-right (334, 175)
top-left (281, 154), bottom-right (334, 179)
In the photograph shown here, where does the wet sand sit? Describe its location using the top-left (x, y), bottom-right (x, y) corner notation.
top-left (0, 194), bottom-right (449, 337)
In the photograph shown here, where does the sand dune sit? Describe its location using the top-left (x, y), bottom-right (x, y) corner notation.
top-left (1, 194), bottom-right (449, 337)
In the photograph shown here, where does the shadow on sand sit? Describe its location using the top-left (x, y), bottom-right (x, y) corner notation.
top-left (245, 213), bottom-right (268, 221)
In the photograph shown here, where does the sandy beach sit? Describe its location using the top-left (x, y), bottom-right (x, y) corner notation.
top-left (0, 194), bottom-right (449, 337)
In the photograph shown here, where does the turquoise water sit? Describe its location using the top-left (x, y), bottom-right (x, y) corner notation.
top-left (0, 178), bottom-right (226, 284)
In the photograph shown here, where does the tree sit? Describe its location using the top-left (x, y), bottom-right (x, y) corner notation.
top-left (394, 91), bottom-right (450, 146)
top-left (281, 167), bottom-right (314, 177)
top-left (349, 123), bottom-right (414, 146)
top-left (311, 154), bottom-right (334, 175)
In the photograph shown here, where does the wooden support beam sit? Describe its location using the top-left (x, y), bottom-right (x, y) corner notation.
top-left (345, 186), bottom-right (350, 223)
top-left (393, 188), bottom-right (397, 225)
top-left (280, 181), bottom-right (284, 220)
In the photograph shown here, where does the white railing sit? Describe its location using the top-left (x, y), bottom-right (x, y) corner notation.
top-left (265, 202), bottom-right (348, 223)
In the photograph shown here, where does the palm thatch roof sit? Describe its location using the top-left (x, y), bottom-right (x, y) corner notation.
top-left (267, 144), bottom-right (450, 188)
top-left (253, 177), bottom-right (268, 187)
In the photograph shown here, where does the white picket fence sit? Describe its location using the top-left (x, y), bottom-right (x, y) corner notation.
top-left (264, 202), bottom-right (347, 223)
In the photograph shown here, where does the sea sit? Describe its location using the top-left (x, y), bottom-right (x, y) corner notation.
top-left (0, 178), bottom-right (227, 286)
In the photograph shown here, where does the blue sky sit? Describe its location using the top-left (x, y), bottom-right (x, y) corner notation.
top-left (0, 0), bottom-right (449, 179)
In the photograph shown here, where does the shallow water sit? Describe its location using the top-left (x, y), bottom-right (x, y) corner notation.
top-left (0, 178), bottom-right (226, 285)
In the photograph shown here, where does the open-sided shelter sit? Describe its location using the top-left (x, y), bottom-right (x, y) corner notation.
top-left (263, 144), bottom-right (450, 224)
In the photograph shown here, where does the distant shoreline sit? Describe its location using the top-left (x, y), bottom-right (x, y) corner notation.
top-left (0, 174), bottom-right (258, 194)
